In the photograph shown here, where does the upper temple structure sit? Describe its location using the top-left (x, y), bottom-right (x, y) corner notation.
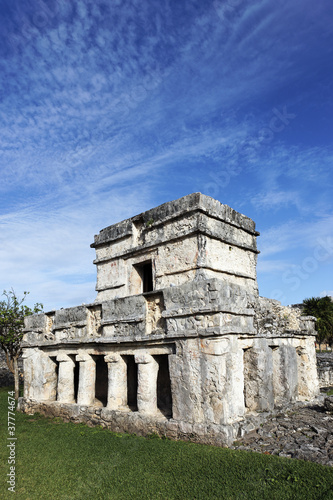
top-left (19, 193), bottom-right (319, 445)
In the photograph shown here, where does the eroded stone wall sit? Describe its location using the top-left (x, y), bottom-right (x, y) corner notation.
top-left (317, 353), bottom-right (333, 387)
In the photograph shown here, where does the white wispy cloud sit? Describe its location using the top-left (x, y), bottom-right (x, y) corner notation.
top-left (251, 190), bottom-right (303, 212)
top-left (0, 179), bottom-right (156, 311)
top-left (258, 215), bottom-right (333, 259)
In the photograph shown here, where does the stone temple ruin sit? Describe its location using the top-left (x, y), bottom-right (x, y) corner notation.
top-left (19, 193), bottom-right (319, 445)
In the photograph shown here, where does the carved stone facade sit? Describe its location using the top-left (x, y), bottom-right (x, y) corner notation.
top-left (18, 193), bottom-right (319, 445)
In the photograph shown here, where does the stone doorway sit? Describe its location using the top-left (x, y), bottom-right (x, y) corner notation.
top-left (72, 356), bottom-right (79, 403)
top-left (134, 261), bottom-right (154, 293)
top-left (49, 356), bottom-right (59, 401)
top-left (94, 355), bottom-right (108, 407)
top-left (155, 355), bottom-right (172, 418)
top-left (123, 355), bottom-right (138, 411)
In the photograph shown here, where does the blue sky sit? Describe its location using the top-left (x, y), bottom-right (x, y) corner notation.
top-left (0, 0), bottom-right (333, 311)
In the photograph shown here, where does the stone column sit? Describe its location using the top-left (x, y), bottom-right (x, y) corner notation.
top-left (296, 338), bottom-right (319, 399)
top-left (243, 344), bottom-right (274, 412)
top-left (105, 354), bottom-right (127, 410)
top-left (135, 353), bottom-right (159, 415)
top-left (57, 353), bottom-right (75, 403)
top-left (200, 338), bottom-right (246, 425)
top-left (41, 356), bottom-right (58, 402)
top-left (22, 349), bottom-right (34, 399)
top-left (272, 344), bottom-right (298, 406)
top-left (76, 353), bottom-right (96, 406)
top-left (228, 347), bottom-right (246, 421)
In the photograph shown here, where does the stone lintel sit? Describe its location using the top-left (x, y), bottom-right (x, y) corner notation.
top-left (56, 353), bottom-right (75, 363)
top-left (76, 352), bottom-right (93, 362)
top-left (52, 322), bottom-right (86, 331)
top-left (200, 338), bottom-right (230, 356)
top-left (101, 317), bottom-right (144, 325)
top-left (104, 354), bottom-right (121, 363)
top-left (162, 307), bottom-right (254, 318)
top-left (135, 353), bottom-right (154, 364)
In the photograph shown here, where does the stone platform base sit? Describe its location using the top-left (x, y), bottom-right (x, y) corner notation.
top-left (18, 398), bottom-right (325, 448)
top-left (18, 398), bottom-right (261, 446)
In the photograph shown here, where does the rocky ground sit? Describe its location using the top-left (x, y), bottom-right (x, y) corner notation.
top-left (231, 394), bottom-right (333, 467)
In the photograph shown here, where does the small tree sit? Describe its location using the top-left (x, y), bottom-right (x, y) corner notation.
top-left (0, 290), bottom-right (43, 399)
top-left (302, 296), bottom-right (333, 350)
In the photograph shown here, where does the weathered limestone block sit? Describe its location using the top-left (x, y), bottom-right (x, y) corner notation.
top-left (53, 306), bottom-right (87, 329)
top-left (200, 338), bottom-right (229, 424)
top-left (168, 339), bottom-right (204, 423)
top-left (95, 259), bottom-right (126, 294)
top-left (271, 344), bottom-right (298, 406)
top-left (163, 279), bottom-right (255, 338)
top-left (163, 279), bottom-right (251, 314)
top-left (22, 349), bottom-right (56, 401)
top-left (255, 297), bottom-right (316, 338)
top-left (165, 311), bottom-right (254, 337)
top-left (205, 237), bottom-right (257, 280)
top-left (135, 353), bottom-right (159, 415)
top-left (102, 295), bottom-right (146, 338)
top-left (24, 313), bottom-right (48, 333)
top-left (299, 315), bottom-right (317, 333)
top-left (23, 312), bottom-right (55, 343)
top-left (22, 348), bottom-right (40, 399)
top-left (169, 337), bottom-right (246, 425)
top-left (221, 338), bottom-right (246, 423)
top-left (146, 294), bottom-right (165, 334)
top-left (22, 348), bottom-right (37, 399)
top-left (156, 236), bottom-right (198, 279)
top-left (243, 342), bottom-right (274, 412)
top-left (324, 396), bottom-right (333, 412)
top-left (87, 305), bottom-right (102, 337)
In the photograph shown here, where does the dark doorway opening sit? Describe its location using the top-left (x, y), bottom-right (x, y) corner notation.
top-left (68, 355), bottom-right (80, 403)
top-left (142, 262), bottom-right (153, 292)
top-left (154, 355), bottom-right (173, 418)
top-left (123, 355), bottom-right (138, 411)
top-left (74, 360), bottom-right (79, 402)
top-left (135, 261), bottom-right (153, 293)
top-left (94, 355), bottom-right (108, 407)
top-left (49, 357), bottom-right (59, 401)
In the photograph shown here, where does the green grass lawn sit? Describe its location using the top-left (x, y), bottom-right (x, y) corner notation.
top-left (0, 387), bottom-right (333, 499)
